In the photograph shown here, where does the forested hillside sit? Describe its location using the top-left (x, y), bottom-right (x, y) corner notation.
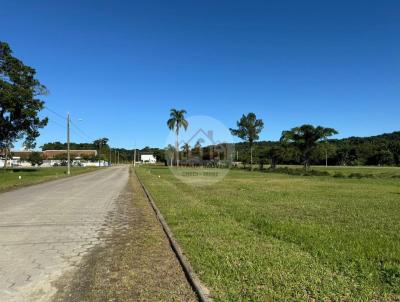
top-left (235, 131), bottom-right (400, 166)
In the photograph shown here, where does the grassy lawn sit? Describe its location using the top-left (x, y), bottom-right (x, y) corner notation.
top-left (0, 166), bottom-right (101, 192)
top-left (136, 165), bottom-right (400, 301)
top-left (285, 165), bottom-right (400, 177)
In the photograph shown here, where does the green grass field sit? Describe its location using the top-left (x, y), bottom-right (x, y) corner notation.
top-left (136, 165), bottom-right (400, 301)
top-left (0, 167), bottom-right (101, 192)
top-left (285, 165), bottom-right (400, 177)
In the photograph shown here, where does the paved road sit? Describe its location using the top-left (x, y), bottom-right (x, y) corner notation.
top-left (0, 166), bottom-right (129, 302)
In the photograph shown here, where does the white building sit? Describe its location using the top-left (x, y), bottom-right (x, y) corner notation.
top-left (141, 154), bottom-right (156, 164)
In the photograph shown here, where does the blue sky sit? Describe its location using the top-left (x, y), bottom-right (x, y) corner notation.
top-left (1, 0), bottom-right (399, 149)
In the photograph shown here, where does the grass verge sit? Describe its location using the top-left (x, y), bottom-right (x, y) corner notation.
top-left (136, 165), bottom-right (400, 301)
top-left (0, 167), bottom-right (101, 192)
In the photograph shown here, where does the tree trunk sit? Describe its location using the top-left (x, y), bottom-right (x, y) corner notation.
top-left (271, 158), bottom-right (276, 170)
top-left (304, 159), bottom-right (310, 171)
top-left (325, 149), bottom-right (328, 167)
top-left (250, 144), bottom-right (253, 171)
top-left (3, 144), bottom-right (8, 169)
top-left (176, 133), bottom-right (179, 167)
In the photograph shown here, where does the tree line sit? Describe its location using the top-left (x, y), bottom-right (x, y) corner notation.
top-left (235, 130), bottom-right (400, 168)
top-left (165, 108), bottom-right (399, 169)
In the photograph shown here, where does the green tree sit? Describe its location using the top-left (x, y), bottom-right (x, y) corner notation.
top-left (27, 151), bottom-right (43, 166)
top-left (230, 113), bottom-right (264, 170)
top-left (93, 138), bottom-right (109, 154)
top-left (267, 145), bottom-right (285, 170)
top-left (0, 42), bottom-right (48, 168)
top-left (280, 124), bottom-right (338, 170)
top-left (372, 149), bottom-right (394, 166)
top-left (258, 149), bottom-right (268, 170)
top-left (93, 138), bottom-right (109, 165)
top-left (167, 109), bottom-right (188, 167)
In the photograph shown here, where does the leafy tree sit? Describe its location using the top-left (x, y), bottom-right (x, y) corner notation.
top-left (27, 151), bottom-right (43, 166)
top-left (258, 149), bottom-right (269, 170)
top-left (280, 125), bottom-right (338, 170)
top-left (266, 145), bottom-right (285, 170)
top-left (167, 109), bottom-right (188, 167)
top-left (93, 138), bottom-right (109, 157)
top-left (230, 113), bottom-right (264, 170)
top-left (312, 142), bottom-right (337, 166)
top-left (92, 138), bottom-right (109, 164)
top-left (370, 149), bottom-right (394, 166)
top-left (192, 139), bottom-right (203, 158)
top-left (0, 42), bottom-right (48, 167)
top-left (336, 143), bottom-right (358, 166)
top-left (389, 141), bottom-right (400, 165)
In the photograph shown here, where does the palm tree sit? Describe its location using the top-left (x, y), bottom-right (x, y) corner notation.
top-left (181, 143), bottom-right (190, 161)
top-left (167, 109), bottom-right (188, 167)
top-left (280, 124), bottom-right (338, 170)
top-left (230, 113), bottom-right (264, 171)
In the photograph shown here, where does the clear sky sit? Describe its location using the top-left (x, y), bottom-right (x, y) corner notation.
top-left (1, 0), bottom-right (399, 149)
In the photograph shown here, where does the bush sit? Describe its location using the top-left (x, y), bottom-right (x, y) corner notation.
top-left (348, 173), bottom-right (377, 179)
top-left (267, 167), bottom-right (330, 177)
top-left (333, 172), bottom-right (346, 178)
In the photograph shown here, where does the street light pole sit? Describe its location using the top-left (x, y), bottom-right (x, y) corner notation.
top-left (67, 112), bottom-right (71, 175)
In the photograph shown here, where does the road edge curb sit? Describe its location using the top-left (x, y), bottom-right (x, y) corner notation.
top-left (134, 168), bottom-right (211, 302)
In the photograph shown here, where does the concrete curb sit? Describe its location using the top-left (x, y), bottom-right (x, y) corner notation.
top-left (135, 169), bottom-right (211, 302)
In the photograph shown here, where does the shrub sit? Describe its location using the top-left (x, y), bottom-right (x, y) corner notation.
top-left (333, 172), bottom-right (346, 178)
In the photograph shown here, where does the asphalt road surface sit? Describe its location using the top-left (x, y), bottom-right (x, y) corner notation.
top-left (0, 166), bottom-right (129, 302)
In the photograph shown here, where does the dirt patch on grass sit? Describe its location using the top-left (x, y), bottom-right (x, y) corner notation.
top-left (53, 170), bottom-right (197, 302)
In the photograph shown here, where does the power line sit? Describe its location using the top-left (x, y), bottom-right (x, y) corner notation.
top-left (48, 119), bottom-right (65, 129)
top-left (44, 106), bottom-right (67, 121)
top-left (70, 120), bottom-right (93, 142)
top-left (45, 106), bottom-right (95, 143)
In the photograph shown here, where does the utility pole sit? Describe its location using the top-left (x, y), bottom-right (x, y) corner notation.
top-left (67, 112), bottom-right (71, 175)
top-left (133, 148), bottom-right (137, 167)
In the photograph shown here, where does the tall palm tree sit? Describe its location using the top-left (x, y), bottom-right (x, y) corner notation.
top-left (167, 109), bottom-right (188, 167)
